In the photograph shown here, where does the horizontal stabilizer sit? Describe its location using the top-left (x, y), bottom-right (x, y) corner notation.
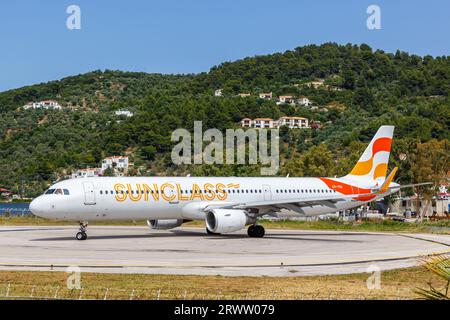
top-left (387, 182), bottom-right (433, 190)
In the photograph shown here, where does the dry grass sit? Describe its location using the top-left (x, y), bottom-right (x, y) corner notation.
top-left (0, 266), bottom-right (446, 300)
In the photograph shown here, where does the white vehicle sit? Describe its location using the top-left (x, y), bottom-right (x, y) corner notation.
top-left (30, 126), bottom-right (428, 240)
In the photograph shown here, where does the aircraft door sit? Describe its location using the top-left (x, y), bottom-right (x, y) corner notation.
top-left (262, 184), bottom-right (272, 201)
top-left (83, 182), bottom-right (96, 205)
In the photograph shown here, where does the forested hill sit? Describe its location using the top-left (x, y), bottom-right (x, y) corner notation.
top-left (0, 43), bottom-right (449, 197)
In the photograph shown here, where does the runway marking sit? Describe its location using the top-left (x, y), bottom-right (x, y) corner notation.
top-left (395, 233), bottom-right (450, 247)
top-left (0, 228), bottom-right (66, 232)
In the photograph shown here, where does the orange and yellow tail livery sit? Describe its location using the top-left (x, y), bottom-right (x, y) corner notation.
top-left (345, 126), bottom-right (394, 184)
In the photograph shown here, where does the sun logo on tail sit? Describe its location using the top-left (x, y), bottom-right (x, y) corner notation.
top-left (345, 126), bottom-right (394, 183)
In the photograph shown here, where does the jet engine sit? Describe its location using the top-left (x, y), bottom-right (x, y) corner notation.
top-left (147, 219), bottom-right (184, 230)
top-left (205, 209), bottom-right (254, 234)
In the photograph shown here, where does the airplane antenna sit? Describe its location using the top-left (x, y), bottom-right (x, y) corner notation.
top-left (186, 174), bottom-right (191, 177)
top-left (286, 174), bottom-right (289, 178)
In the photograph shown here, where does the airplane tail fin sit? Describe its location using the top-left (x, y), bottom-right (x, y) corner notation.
top-left (344, 126), bottom-right (394, 184)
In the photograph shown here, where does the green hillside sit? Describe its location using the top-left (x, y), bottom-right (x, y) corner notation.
top-left (0, 43), bottom-right (449, 197)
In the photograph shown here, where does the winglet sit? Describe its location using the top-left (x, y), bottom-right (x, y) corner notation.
top-left (378, 167), bottom-right (398, 194)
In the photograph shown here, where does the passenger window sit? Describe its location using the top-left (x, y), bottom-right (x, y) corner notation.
top-left (100, 190), bottom-right (103, 195)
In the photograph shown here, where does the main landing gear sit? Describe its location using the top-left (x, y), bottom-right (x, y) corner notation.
top-left (247, 224), bottom-right (265, 238)
top-left (76, 222), bottom-right (88, 240)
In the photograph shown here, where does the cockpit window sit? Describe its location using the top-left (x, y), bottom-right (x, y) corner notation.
top-left (44, 188), bottom-right (70, 195)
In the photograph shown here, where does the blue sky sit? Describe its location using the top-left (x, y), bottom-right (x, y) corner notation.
top-left (0, 0), bottom-right (448, 91)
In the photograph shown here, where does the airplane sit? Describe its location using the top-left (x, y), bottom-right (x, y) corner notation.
top-left (29, 126), bottom-right (429, 240)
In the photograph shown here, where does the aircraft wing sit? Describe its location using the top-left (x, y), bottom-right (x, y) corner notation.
top-left (203, 169), bottom-right (431, 215)
top-left (205, 194), bottom-right (363, 214)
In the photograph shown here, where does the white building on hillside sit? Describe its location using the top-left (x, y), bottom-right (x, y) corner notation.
top-left (214, 89), bottom-right (223, 97)
top-left (277, 95), bottom-right (296, 105)
top-left (71, 168), bottom-right (102, 179)
top-left (253, 118), bottom-right (276, 129)
top-left (297, 97), bottom-right (312, 106)
top-left (23, 100), bottom-right (62, 110)
top-left (240, 117), bottom-right (311, 129)
top-left (241, 118), bottom-right (252, 128)
top-left (114, 109), bottom-right (134, 117)
top-left (278, 116), bottom-right (309, 128)
top-left (101, 156), bottom-right (129, 172)
top-left (259, 92), bottom-right (272, 99)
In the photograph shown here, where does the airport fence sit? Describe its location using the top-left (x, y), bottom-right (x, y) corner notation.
top-left (0, 283), bottom-right (416, 300)
top-left (0, 207), bottom-right (31, 216)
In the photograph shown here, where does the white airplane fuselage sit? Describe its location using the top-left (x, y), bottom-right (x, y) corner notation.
top-left (30, 176), bottom-right (396, 221)
top-left (29, 126), bottom-right (407, 239)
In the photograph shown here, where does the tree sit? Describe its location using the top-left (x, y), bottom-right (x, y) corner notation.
top-left (102, 167), bottom-right (115, 177)
top-left (409, 139), bottom-right (450, 220)
top-left (140, 146), bottom-right (157, 160)
top-left (282, 143), bottom-right (336, 177)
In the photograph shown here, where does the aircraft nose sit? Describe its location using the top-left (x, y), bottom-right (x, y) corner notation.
top-left (29, 197), bottom-right (44, 216)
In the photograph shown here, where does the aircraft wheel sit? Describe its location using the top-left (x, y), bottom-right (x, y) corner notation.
top-left (248, 225), bottom-right (265, 238)
top-left (76, 232), bottom-right (87, 240)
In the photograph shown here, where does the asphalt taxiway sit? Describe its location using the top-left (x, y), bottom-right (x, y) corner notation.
top-left (0, 226), bottom-right (448, 276)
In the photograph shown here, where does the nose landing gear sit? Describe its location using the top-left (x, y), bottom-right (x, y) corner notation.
top-left (76, 222), bottom-right (88, 240)
top-left (247, 224), bottom-right (265, 238)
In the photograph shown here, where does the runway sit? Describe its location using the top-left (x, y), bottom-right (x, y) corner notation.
top-left (0, 226), bottom-right (449, 276)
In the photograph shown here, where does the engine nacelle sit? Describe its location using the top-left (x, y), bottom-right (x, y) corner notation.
top-left (147, 219), bottom-right (183, 230)
top-left (206, 209), bottom-right (253, 234)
